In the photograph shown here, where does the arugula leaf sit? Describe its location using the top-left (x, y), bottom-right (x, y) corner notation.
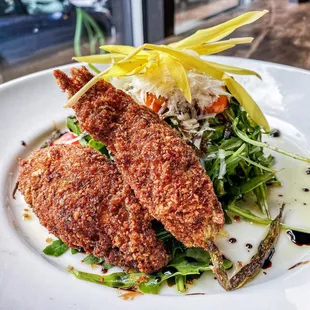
top-left (149, 248), bottom-right (231, 293)
top-left (102, 262), bottom-right (114, 269)
top-left (181, 247), bottom-right (211, 263)
top-left (201, 101), bottom-right (298, 219)
top-left (66, 116), bottom-right (111, 158)
top-left (87, 139), bottom-right (105, 151)
top-left (232, 118), bottom-right (310, 163)
top-left (87, 139), bottom-right (110, 158)
top-left (169, 250), bottom-right (231, 275)
top-left (169, 259), bottom-right (211, 274)
top-left (214, 179), bottom-right (227, 197)
top-left (228, 204), bottom-right (310, 233)
top-left (83, 254), bottom-right (104, 265)
top-left (68, 247), bottom-right (232, 294)
top-left (240, 172), bottom-right (274, 194)
top-left (71, 248), bottom-right (79, 255)
top-left (175, 275), bottom-right (187, 293)
top-left (253, 181), bottom-right (269, 217)
top-left (156, 229), bottom-right (173, 242)
top-left (43, 240), bottom-right (69, 257)
top-left (238, 154), bottom-right (275, 173)
top-left (69, 267), bottom-right (150, 290)
top-left (219, 137), bottom-right (243, 151)
top-left (67, 116), bottom-right (82, 136)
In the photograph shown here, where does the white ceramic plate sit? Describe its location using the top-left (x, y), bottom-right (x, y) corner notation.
top-left (0, 57), bottom-right (310, 310)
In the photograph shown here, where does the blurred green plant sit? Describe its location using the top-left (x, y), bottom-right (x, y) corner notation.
top-left (74, 7), bottom-right (105, 57)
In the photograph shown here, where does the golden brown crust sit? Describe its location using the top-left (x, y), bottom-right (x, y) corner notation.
top-left (54, 67), bottom-right (224, 249)
top-left (18, 144), bottom-right (168, 273)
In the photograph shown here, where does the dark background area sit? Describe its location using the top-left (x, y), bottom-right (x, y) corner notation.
top-left (1, 0), bottom-right (309, 83)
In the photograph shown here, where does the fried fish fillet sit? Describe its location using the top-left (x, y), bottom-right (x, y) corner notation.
top-left (54, 67), bottom-right (224, 249)
top-left (18, 144), bottom-right (168, 273)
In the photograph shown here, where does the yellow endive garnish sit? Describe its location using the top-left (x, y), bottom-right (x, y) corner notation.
top-left (162, 55), bottom-right (191, 103)
top-left (186, 37), bottom-right (253, 55)
top-left (169, 10), bottom-right (268, 48)
top-left (102, 58), bottom-right (148, 78)
top-left (74, 53), bottom-right (148, 64)
top-left (223, 74), bottom-right (268, 130)
top-left (67, 10), bottom-right (270, 131)
top-left (100, 45), bottom-right (150, 56)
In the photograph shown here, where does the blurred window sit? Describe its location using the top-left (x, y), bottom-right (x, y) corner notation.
top-left (0, 0), bottom-right (26, 16)
top-left (20, 0), bottom-right (67, 15)
top-left (0, 0), bottom-right (242, 83)
top-left (175, 0), bottom-right (240, 34)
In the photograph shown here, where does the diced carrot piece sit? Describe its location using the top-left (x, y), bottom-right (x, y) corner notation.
top-left (206, 95), bottom-right (229, 114)
top-left (145, 93), bottom-right (167, 113)
top-left (51, 132), bottom-right (79, 145)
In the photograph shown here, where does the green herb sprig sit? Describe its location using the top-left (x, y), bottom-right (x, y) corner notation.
top-left (43, 239), bottom-right (69, 257)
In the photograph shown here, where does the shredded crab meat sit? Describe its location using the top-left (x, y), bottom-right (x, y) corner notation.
top-left (112, 69), bottom-right (230, 147)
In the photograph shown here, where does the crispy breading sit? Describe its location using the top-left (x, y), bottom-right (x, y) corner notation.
top-left (18, 144), bottom-right (168, 273)
top-left (54, 67), bottom-right (224, 249)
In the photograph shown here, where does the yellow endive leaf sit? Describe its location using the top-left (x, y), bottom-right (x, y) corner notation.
top-left (100, 45), bottom-right (136, 54)
top-left (100, 45), bottom-right (149, 56)
top-left (170, 10), bottom-right (268, 48)
top-left (103, 59), bottom-right (148, 77)
top-left (192, 43), bottom-right (236, 55)
top-left (65, 59), bottom-right (147, 108)
top-left (144, 44), bottom-right (224, 80)
top-left (65, 73), bottom-right (105, 108)
top-left (223, 75), bottom-right (269, 131)
top-left (73, 53), bottom-right (126, 63)
top-left (188, 37), bottom-right (253, 55)
top-left (123, 52), bottom-right (160, 78)
top-left (207, 60), bottom-right (261, 79)
top-left (66, 45), bottom-right (147, 108)
top-left (66, 59), bottom-right (147, 108)
top-left (144, 52), bottom-right (160, 70)
top-left (162, 55), bottom-right (191, 103)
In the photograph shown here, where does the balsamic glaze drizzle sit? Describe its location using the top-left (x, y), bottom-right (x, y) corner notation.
top-left (286, 230), bottom-right (310, 246)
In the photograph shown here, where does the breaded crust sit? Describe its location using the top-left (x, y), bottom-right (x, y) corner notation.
top-left (54, 67), bottom-right (224, 249)
top-left (18, 144), bottom-right (168, 273)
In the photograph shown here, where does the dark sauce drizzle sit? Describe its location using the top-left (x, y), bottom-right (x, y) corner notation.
top-left (270, 129), bottom-right (281, 137)
top-left (306, 168), bottom-right (310, 175)
top-left (302, 188), bottom-right (309, 192)
top-left (262, 248), bottom-right (275, 269)
top-left (228, 238), bottom-right (237, 244)
top-left (245, 243), bottom-right (253, 249)
top-left (286, 230), bottom-right (310, 246)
